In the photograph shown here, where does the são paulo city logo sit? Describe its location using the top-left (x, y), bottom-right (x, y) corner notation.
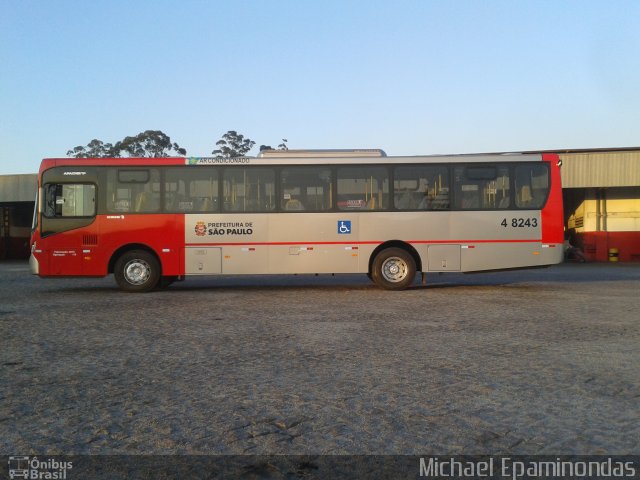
top-left (194, 221), bottom-right (207, 236)
top-left (193, 221), bottom-right (254, 236)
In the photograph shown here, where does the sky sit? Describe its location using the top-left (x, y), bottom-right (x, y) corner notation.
top-left (1, 0), bottom-right (639, 174)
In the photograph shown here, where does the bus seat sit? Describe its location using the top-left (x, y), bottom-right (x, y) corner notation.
top-left (395, 191), bottom-right (414, 209)
top-left (164, 192), bottom-right (177, 210)
top-left (134, 192), bottom-right (154, 212)
top-left (285, 199), bottom-right (304, 210)
top-left (519, 186), bottom-right (533, 206)
top-left (417, 194), bottom-right (432, 210)
top-left (461, 194), bottom-right (480, 209)
top-left (200, 197), bottom-right (213, 211)
top-left (133, 192), bottom-right (160, 212)
top-left (366, 197), bottom-right (376, 210)
top-left (430, 192), bottom-right (449, 210)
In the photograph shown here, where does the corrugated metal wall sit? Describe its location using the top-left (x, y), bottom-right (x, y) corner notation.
top-left (560, 151), bottom-right (640, 188)
top-left (0, 174), bottom-right (37, 202)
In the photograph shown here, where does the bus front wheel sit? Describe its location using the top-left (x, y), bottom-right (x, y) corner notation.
top-left (371, 248), bottom-right (416, 290)
top-left (114, 250), bottom-right (160, 293)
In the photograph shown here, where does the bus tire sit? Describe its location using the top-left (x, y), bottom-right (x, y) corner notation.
top-left (114, 250), bottom-right (160, 293)
top-left (371, 247), bottom-right (416, 290)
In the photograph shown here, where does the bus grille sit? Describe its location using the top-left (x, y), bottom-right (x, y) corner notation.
top-left (83, 234), bottom-right (98, 246)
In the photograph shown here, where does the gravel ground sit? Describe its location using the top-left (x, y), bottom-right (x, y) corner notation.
top-left (1, 261), bottom-right (639, 456)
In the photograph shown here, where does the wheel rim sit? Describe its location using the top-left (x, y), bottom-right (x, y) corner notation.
top-left (381, 256), bottom-right (409, 283)
top-left (123, 259), bottom-right (151, 285)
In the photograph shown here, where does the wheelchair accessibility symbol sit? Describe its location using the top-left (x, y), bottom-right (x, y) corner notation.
top-left (338, 220), bottom-right (351, 234)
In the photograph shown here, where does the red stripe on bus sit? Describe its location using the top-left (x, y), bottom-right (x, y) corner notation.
top-left (408, 239), bottom-right (540, 244)
top-left (185, 239), bottom-right (543, 247)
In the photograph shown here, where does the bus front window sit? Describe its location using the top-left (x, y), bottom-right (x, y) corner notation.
top-left (43, 183), bottom-right (96, 218)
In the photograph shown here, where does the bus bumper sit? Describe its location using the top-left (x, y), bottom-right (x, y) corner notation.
top-left (29, 253), bottom-right (39, 275)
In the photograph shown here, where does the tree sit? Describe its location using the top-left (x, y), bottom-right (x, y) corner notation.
top-left (113, 130), bottom-right (186, 157)
top-left (66, 139), bottom-right (116, 158)
top-left (259, 139), bottom-right (289, 153)
top-left (212, 130), bottom-right (255, 158)
top-left (67, 131), bottom-right (186, 158)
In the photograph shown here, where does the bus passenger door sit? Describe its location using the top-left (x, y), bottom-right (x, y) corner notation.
top-left (41, 182), bottom-right (97, 276)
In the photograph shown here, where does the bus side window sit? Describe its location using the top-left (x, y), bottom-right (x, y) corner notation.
top-left (337, 167), bottom-right (389, 211)
top-left (454, 166), bottom-right (482, 209)
top-left (394, 166), bottom-right (449, 210)
top-left (454, 166), bottom-right (508, 210)
top-left (495, 172), bottom-right (511, 209)
top-left (515, 164), bottom-right (549, 209)
top-left (107, 169), bottom-right (160, 213)
top-left (281, 167), bottom-right (331, 212)
top-left (223, 167), bottom-right (275, 212)
top-left (490, 167), bottom-right (510, 209)
top-left (165, 167), bottom-right (219, 212)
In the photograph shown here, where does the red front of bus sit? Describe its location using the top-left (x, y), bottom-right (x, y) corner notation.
top-left (30, 158), bottom-right (186, 279)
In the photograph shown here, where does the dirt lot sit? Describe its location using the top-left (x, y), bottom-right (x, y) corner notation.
top-left (1, 261), bottom-right (639, 456)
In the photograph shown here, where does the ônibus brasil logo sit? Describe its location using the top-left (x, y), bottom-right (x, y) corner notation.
top-left (8, 456), bottom-right (73, 479)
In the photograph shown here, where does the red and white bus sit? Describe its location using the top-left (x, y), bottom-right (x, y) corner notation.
top-left (29, 150), bottom-right (564, 292)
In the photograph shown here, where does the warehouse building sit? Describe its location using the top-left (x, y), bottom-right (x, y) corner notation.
top-left (0, 174), bottom-right (36, 259)
top-left (1, 148), bottom-right (639, 261)
top-left (558, 148), bottom-right (640, 262)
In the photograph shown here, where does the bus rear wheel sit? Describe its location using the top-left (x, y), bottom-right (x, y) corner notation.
top-left (371, 247), bottom-right (416, 290)
top-left (114, 250), bottom-right (160, 293)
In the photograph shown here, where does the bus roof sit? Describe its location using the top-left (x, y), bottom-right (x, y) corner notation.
top-left (258, 149), bottom-right (387, 158)
top-left (40, 152), bottom-right (549, 172)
